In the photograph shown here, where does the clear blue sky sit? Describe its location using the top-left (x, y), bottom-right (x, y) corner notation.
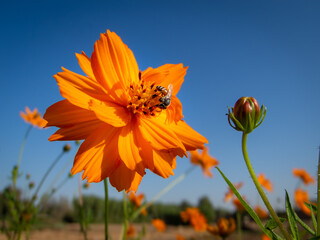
top-left (1, 0), bottom-right (319, 210)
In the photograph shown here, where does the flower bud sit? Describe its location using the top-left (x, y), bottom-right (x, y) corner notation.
top-left (63, 144), bottom-right (71, 152)
top-left (227, 97), bottom-right (266, 134)
top-left (28, 182), bottom-right (35, 189)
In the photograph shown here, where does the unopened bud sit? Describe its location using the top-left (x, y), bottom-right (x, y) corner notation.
top-left (227, 97), bottom-right (266, 134)
top-left (28, 182), bottom-right (35, 189)
top-left (63, 144), bottom-right (71, 152)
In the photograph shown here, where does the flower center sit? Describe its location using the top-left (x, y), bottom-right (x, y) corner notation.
top-left (127, 72), bottom-right (172, 117)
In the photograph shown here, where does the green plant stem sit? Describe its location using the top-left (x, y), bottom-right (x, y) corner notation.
top-left (122, 191), bottom-right (128, 240)
top-left (317, 146), bottom-right (320, 236)
top-left (130, 166), bottom-right (196, 222)
top-left (32, 151), bottom-right (65, 200)
top-left (14, 125), bottom-right (32, 189)
top-left (241, 133), bottom-right (291, 240)
top-left (104, 179), bottom-right (109, 240)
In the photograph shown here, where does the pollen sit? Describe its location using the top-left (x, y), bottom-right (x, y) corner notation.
top-left (127, 77), bottom-right (167, 117)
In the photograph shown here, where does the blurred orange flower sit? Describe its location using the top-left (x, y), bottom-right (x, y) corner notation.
top-left (257, 173), bottom-right (273, 192)
top-left (232, 197), bottom-right (246, 212)
top-left (44, 30), bottom-right (208, 192)
top-left (295, 188), bottom-right (313, 215)
top-left (189, 147), bottom-right (219, 177)
top-left (152, 218), bottom-right (166, 232)
top-left (176, 234), bottom-right (185, 240)
top-left (262, 234), bottom-right (271, 240)
top-left (180, 207), bottom-right (207, 231)
top-left (207, 217), bottom-right (236, 238)
top-left (126, 224), bottom-right (135, 238)
top-left (20, 107), bottom-right (47, 128)
top-left (128, 192), bottom-right (147, 215)
top-left (224, 182), bottom-right (243, 202)
top-left (293, 168), bottom-right (315, 185)
top-left (254, 205), bottom-right (269, 219)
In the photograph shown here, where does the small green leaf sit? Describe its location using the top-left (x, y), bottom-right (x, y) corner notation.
top-left (305, 202), bottom-right (317, 213)
top-left (285, 190), bottom-right (300, 240)
top-left (265, 217), bottom-right (286, 230)
top-left (216, 167), bottom-right (273, 238)
top-left (294, 211), bottom-right (315, 235)
top-left (309, 203), bottom-right (317, 234)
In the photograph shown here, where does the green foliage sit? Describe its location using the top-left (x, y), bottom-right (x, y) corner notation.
top-left (197, 196), bottom-right (216, 223)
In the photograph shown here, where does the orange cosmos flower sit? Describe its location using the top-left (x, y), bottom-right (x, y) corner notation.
top-left (189, 147), bottom-right (219, 177)
top-left (224, 182), bottom-right (243, 202)
top-left (126, 224), bottom-right (135, 238)
top-left (152, 219), bottom-right (166, 232)
top-left (207, 217), bottom-right (236, 238)
top-left (254, 205), bottom-right (269, 219)
top-left (20, 107), bottom-right (47, 128)
top-left (128, 192), bottom-right (147, 215)
top-left (294, 188), bottom-right (313, 215)
top-left (262, 234), bottom-right (271, 240)
top-left (257, 173), bottom-right (273, 192)
top-left (293, 168), bottom-right (315, 185)
top-left (176, 234), bottom-right (185, 240)
top-left (180, 207), bottom-right (207, 231)
top-left (44, 30), bottom-right (208, 192)
top-left (232, 197), bottom-right (246, 212)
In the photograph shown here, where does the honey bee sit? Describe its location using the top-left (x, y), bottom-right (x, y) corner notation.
top-left (156, 84), bottom-right (173, 109)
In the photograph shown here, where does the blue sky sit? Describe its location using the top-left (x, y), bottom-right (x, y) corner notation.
top-left (1, 0), bottom-right (319, 210)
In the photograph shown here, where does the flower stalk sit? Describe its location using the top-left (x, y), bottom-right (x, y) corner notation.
top-left (242, 133), bottom-right (291, 240)
top-left (104, 179), bottom-right (109, 240)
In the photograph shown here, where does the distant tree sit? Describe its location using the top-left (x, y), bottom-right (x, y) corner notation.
top-left (198, 196), bottom-right (216, 223)
top-left (179, 200), bottom-right (192, 211)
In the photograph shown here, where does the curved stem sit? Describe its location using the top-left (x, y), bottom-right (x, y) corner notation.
top-left (33, 151), bottom-right (64, 201)
top-left (242, 133), bottom-right (291, 240)
top-left (317, 146), bottom-right (320, 235)
top-left (122, 191), bottom-right (128, 240)
top-left (104, 179), bottom-right (109, 240)
top-left (14, 125), bottom-right (32, 189)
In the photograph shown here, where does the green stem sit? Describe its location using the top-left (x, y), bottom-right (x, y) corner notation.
top-left (317, 146), bottom-right (320, 235)
top-left (104, 179), bottom-right (109, 240)
top-left (130, 166), bottom-right (196, 222)
top-left (33, 151), bottom-right (65, 201)
top-left (14, 125), bottom-right (32, 189)
top-left (241, 133), bottom-right (291, 240)
top-left (122, 191), bottom-right (128, 240)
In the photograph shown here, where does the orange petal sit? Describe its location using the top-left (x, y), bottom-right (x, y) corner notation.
top-left (48, 119), bottom-right (103, 141)
top-left (118, 121), bottom-right (145, 175)
top-left (138, 116), bottom-right (186, 157)
top-left (89, 100), bottom-right (131, 127)
top-left (54, 68), bottom-right (130, 127)
top-left (142, 64), bottom-right (187, 96)
top-left (76, 51), bottom-right (96, 80)
top-left (170, 120), bottom-right (208, 151)
top-left (71, 124), bottom-right (122, 182)
top-left (166, 96), bottom-right (184, 123)
top-left (91, 30), bottom-right (139, 104)
top-left (109, 161), bottom-right (143, 192)
top-left (152, 150), bottom-right (176, 178)
top-left (44, 100), bottom-right (97, 127)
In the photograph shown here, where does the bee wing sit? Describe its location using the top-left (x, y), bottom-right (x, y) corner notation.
top-left (167, 84), bottom-right (173, 97)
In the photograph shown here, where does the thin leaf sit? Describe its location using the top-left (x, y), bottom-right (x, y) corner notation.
top-left (294, 211), bottom-right (315, 235)
top-left (285, 190), bottom-right (299, 240)
top-left (309, 203), bottom-right (317, 234)
top-left (305, 202), bottom-right (318, 213)
top-left (216, 167), bottom-right (273, 237)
